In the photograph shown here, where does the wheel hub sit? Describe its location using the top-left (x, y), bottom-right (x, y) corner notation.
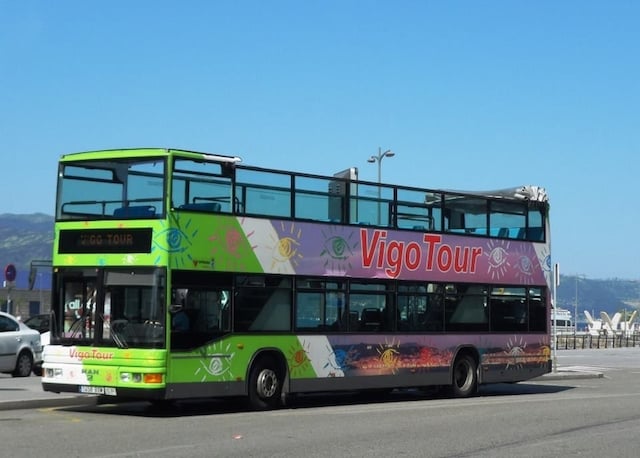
top-left (256, 369), bottom-right (278, 398)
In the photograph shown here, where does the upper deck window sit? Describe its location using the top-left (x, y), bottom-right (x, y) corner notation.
top-left (172, 158), bottom-right (233, 213)
top-left (57, 158), bottom-right (165, 220)
top-left (235, 168), bottom-right (292, 218)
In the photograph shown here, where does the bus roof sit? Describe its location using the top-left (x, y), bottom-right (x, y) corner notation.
top-left (445, 186), bottom-right (549, 203)
top-left (59, 148), bottom-right (242, 164)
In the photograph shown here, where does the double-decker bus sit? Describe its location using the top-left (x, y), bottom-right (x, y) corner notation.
top-left (42, 148), bottom-right (552, 409)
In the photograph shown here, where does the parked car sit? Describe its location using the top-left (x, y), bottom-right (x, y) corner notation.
top-left (23, 313), bottom-right (50, 375)
top-left (0, 311), bottom-right (43, 377)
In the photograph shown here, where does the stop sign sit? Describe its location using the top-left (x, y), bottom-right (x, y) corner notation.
top-left (4, 264), bottom-right (16, 282)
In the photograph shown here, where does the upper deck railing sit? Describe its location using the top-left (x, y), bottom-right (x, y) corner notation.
top-left (56, 149), bottom-right (548, 242)
top-left (173, 159), bottom-right (548, 242)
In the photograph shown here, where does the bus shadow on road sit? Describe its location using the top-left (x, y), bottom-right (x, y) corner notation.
top-left (61, 382), bottom-right (575, 418)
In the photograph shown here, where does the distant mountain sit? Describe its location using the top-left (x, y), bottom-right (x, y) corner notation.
top-left (0, 213), bottom-right (54, 270)
top-left (556, 275), bottom-right (640, 321)
top-left (1, 214), bottom-right (639, 318)
top-left (0, 213), bottom-right (54, 274)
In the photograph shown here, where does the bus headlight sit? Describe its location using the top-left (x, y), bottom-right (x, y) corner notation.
top-left (45, 368), bottom-right (63, 378)
top-left (120, 372), bottom-right (163, 384)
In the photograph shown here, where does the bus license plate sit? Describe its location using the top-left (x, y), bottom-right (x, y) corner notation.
top-left (79, 386), bottom-right (117, 396)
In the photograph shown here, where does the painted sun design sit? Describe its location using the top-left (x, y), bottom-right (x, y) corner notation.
top-left (320, 226), bottom-right (358, 274)
top-left (268, 221), bottom-right (304, 272)
top-left (377, 337), bottom-right (401, 374)
top-left (288, 339), bottom-right (312, 376)
top-left (152, 217), bottom-right (197, 268)
top-left (210, 219), bottom-right (252, 272)
top-left (504, 335), bottom-right (527, 370)
top-left (485, 239), bottom-right (511, 280)
top-left (539, 343), bottom-right (551, 367)
top-left (195, 341), bottom-right (235, 382)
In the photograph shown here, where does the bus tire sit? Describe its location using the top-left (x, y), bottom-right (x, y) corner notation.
top-left (248, 357), bottom-right (282, 410)
top-left (450, 354), bottom-right (477, 398)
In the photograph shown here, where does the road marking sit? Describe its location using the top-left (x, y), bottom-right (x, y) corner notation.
top-left (38, 406), bottom-right (83, 423)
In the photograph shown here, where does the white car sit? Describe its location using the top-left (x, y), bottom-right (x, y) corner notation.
top-left (0, 311), bottom-right (43, 377)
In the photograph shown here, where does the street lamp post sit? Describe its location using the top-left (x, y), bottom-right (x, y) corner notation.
top-left (38, 273), bottom-right (43, 309)
top-left (574, 274), bottom-right (585, 334)
top-left (574, 276), bottom-right (578, 334)
top-left (367, 147), bottom-right (395, 225)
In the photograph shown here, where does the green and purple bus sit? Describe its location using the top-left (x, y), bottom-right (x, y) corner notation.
top-left (42, 148), bottom-right (552, 409)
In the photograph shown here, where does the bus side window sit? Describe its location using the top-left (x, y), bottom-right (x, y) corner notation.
top-left (218, 291), bottom-right (231, 331)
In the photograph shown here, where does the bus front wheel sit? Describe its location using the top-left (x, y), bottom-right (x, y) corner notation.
top-left (248, 358), bottom-right (282, 410)
top-left (450, 354), bottom-right (477, 398)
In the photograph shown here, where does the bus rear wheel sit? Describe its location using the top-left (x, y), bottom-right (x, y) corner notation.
top-left (450, 354), bottom-right (477, 398)
top-left (248, 358), bottom-right (282, 410)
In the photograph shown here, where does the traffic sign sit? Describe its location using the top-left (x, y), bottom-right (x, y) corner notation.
top-left (4, 264), bottom-right (16, 282)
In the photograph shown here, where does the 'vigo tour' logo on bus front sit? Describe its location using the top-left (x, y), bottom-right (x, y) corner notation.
top-left (69, 348), bottom-right (115, 361)
top-left (360, 229), bottom-right (483, 278)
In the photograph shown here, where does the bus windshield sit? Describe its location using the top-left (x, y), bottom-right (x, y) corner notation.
top-left (56, 157), bottom-right (166, 220)
top-left (54, 267), bottom-right (166, 349)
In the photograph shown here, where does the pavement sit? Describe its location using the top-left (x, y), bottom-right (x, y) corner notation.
top-left (0, 365), bottom-right (603, 411)
top-left (0, 374), bottom-right (99, 411)
top-left (535, 365), bottom-right (605, 381)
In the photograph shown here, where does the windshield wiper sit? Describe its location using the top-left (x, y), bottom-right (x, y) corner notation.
top-left (107, 317), bottom-right (129, 349)
top-left (68, 312), bottom-right (92, 339)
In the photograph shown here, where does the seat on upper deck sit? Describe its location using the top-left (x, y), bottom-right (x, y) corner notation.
top-left (179, 202), bottom-right (222, 212)
top-left (113, 205), bottom-right (156, 218)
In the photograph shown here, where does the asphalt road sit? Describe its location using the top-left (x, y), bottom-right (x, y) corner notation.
top-left (0, 347), bottom-right (602, 411)
top-left (1, 347), bottom-right (639, 457)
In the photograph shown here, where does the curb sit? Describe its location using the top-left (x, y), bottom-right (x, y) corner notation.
top-left (534, 371), bottom-right (604, 381)
top-left (0, 396), bottom-right (97, 412)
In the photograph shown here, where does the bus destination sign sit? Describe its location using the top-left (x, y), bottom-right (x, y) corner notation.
top-left (58, 228), bottom-right (153, 254)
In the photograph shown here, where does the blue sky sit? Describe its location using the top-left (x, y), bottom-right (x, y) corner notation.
top-left (1, 1), bottom-right (638, 280)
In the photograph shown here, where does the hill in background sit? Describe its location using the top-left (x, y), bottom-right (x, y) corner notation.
top-left (556, 276), bottom-right (640, 322)
top-left (0, 214), bottom-right (54, 288)
top-left (1, 214), bottom-right (639, 319)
